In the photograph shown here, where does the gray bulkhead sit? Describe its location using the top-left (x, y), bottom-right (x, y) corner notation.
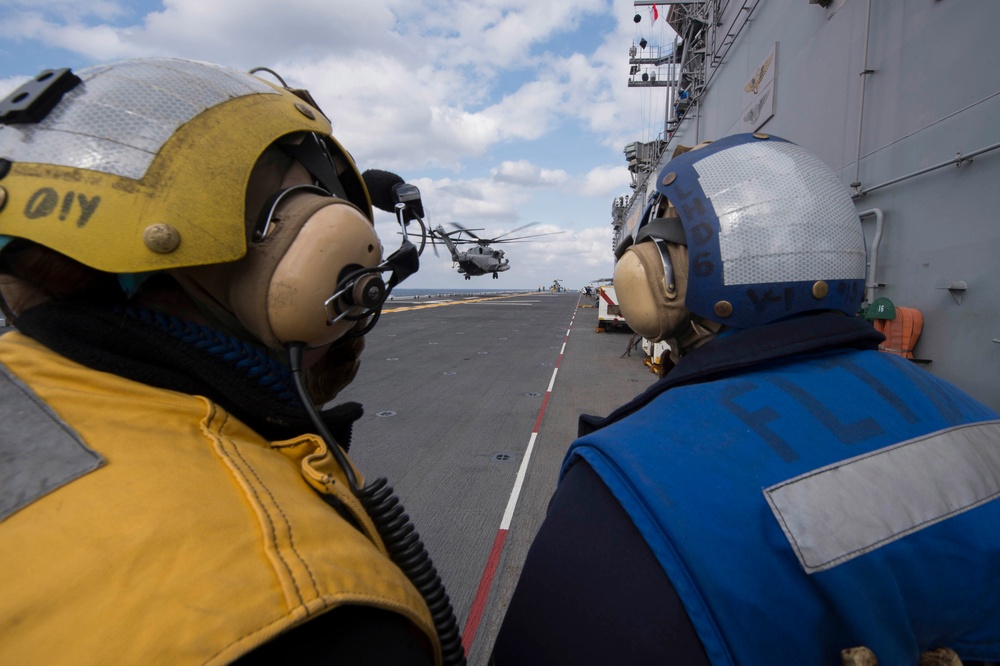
top-left (622, 0), bottom-right (1000, 409)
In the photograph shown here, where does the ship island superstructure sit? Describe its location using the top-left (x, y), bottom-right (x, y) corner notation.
top-left (614, 0), bottom-right (1000, 409)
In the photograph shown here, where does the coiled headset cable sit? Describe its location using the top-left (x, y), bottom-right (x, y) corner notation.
top-left (288, 342), bottom-right (466, 666)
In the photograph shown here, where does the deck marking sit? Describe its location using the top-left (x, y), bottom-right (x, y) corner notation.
top-left (531, 391), bottom-right (552, 433)
top-left (461, 530), bottom-right (509, 654)
top-left (461, 296), bottom-right (579, 655)
top-left (382, 292), bottom-right (533, 312)
top-left (546, 368), bottom-right (558, 392)
top-left (500, 432), bottom-right (538, 530)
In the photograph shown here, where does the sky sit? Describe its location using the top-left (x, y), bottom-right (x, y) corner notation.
top-left (0, 0), bottom-right (678, 291)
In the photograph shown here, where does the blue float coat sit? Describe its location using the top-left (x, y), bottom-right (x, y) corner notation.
top-left (567, 313), bottom-right (1000, 665)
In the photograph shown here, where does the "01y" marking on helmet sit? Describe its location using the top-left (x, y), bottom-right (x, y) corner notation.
top-left (24, 187), bottom-right (101, 228)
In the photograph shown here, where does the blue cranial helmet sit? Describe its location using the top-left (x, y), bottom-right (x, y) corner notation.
top-left (653, 133), bottom-right (867, 328)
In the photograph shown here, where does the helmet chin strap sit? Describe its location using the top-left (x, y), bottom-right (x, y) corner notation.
top-left (666, 316), bottom-right (725, 366)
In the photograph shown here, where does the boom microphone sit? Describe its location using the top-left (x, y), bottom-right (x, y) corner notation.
top-left (362, 169), bottom-right (405, 213)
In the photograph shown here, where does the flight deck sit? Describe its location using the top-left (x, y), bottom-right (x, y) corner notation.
top-left (336, 290), bottom-right (656, 662)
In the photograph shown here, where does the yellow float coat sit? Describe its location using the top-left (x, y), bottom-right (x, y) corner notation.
top-left (0, 331), bottom-right (439, 665)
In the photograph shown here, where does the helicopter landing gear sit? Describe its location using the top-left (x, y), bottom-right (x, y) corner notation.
top-left (465, 275), bottom-right (471, 280)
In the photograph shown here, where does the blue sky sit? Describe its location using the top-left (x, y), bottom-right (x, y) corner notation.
top-left (0, 0), bottom-right (677, 290)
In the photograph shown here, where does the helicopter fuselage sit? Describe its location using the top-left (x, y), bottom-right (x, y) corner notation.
top-left (456, 245), bottom-right (510, 277)
top-left (433, 225), bottom-right (512, 279)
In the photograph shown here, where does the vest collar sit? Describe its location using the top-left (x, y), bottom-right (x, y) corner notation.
top-left (579, 312), bottom-right (884, 437)
top-left (14, 300), bottom-right (362, 444)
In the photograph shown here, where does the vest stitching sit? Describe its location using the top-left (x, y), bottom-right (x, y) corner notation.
top-left (212, 409), bottom-right (313, 609)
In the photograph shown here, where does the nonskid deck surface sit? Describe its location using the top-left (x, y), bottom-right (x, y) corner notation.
top-left (379, 290), bottom-right (547, 310)
top-left (337, 291), bottom-right (656, 662)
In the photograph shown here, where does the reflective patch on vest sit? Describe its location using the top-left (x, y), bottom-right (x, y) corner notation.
top-left (1, 364), bottom-right (105, 521)
top-left (764, 420), bottom-right (1000, 574)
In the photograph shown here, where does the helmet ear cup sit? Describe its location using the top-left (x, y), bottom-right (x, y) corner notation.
top-left (230, 193), bottom-right (382, 349)
top-left (174, 192), bottom-right (382, 350)
top-left (614, 240), bottom-right (691, 342)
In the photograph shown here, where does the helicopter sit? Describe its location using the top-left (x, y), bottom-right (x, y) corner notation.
top-left (429, 223), bottom-right (560, 279)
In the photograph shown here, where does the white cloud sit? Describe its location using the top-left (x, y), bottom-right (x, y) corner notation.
top-left (0, 76), bottom-right (30, 100)
top-left (580, 164), bottom-right (632, 198)
top-left (418, 176), bottom-right (525, 225)
top-left (0, 0), bottom-right (676, 289)
top-left (397, 0), bottom-right (609, 72)
top-left (492, 160), bottom-right (568, 187)
top-left (33, 20), bottom-right (159, 61)
top-left (1, 1), bottom-right (128, 23)
top-left (138, 1), bottom-right (402, 67)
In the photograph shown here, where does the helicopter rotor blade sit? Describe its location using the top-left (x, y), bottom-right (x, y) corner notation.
top-left (448, 222), bottom-right (483, 241)
top-left (490, 222), bottom-right (540, 242)
top-left (488, 230), bottom-right (565, 243)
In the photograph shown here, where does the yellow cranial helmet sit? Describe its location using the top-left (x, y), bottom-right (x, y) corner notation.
top-left (0, 58), bottom-right (373, 273)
